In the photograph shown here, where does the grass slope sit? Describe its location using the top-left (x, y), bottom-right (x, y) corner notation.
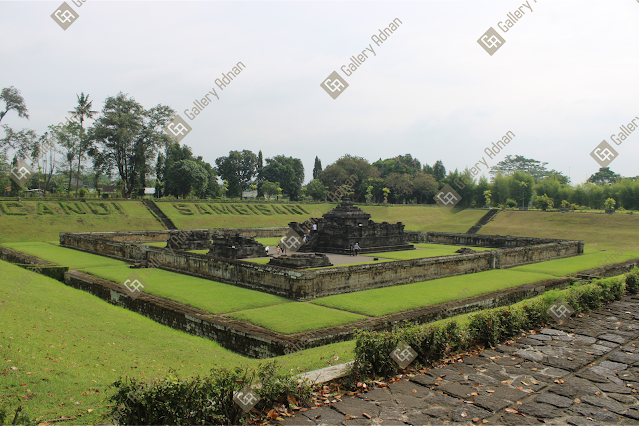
top-left (0, 201), bottom-right (161, 244)
top-left (481, 211), bottom-right (639, 252)
top-left (3, 242), bottom-right (290, 314)
top-left (225, 303), bottom-right (367, 334)
top-left (358, 205), bottom-right (466, 232)
top-left (311, 270), bottom-right (556, 317)
top-left (0, 261), bottom-right (354, 422)
top-left (157, 202), bottom-right (334, 229)
top-left (509, 251), bottom-right (639, 277)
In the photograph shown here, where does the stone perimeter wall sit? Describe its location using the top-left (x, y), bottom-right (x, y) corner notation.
top-left (60, 230), bottom-right (584, 300)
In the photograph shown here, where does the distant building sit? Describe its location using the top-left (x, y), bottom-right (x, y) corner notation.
top-left (144, 187), bottom-right (156, 195)
top-left (99, 185), bottom-right (117, 194)
top-left (242, 190), bottom-right (258, 198)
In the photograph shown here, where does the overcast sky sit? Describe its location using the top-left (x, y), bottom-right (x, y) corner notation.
top-left (2, 0), bottom-right (638, 185)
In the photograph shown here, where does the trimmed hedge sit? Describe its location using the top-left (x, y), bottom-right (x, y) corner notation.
top-left (109, 361), bottom-right (311, 425)
top-left (353, 276), bottom-right (629, 378)
top-left (626, 267), bottom-right (639, 294)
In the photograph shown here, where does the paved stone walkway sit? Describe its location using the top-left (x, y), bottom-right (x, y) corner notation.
top-left (277, 294), bottom-right (639, 425)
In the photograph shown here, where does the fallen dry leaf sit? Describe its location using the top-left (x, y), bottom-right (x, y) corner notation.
top-left (363, 413), bottom-right (372, 419)
top-left (411, 389), bottom-right (417, 393)
top-left (461, 412), bottom-right (468, 418)
top-left (516, 386), bottom-right (523, 390)
top-left (473, 418), bottom-right (480, 422)
top-left (505, 408), bottom-right (519, 414)
top-left (287, 395), bottom-right (297, 406)
top-left (574, 398), bottom-right (581, 403)
top-left (486, 390), bottom-right (495, 393)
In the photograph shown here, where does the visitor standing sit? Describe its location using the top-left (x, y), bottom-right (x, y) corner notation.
top-left (280, 243), bottom-right (286, 254)
top-left (354, 242), bottom-right (360, 256)
top-left (312, 223), bottom-right (318, 234)
top-left (349, 242), bottom-right (354, 256)
top-left (265, 246), bottom-right (269, 256)
top-left (277, 246), bottom-right (281, 255)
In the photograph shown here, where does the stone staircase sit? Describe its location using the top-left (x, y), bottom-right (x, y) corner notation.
top-left (142, 199), bottom-right (178, 230)
top-left (466, 208), bottom-right (500, 234)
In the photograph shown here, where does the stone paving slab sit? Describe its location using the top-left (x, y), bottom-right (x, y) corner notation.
top-left (274, 294), bottom-right (639, 425)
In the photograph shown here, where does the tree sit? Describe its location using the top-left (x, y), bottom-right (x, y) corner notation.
top-left (489, 155), bottom-right (566, 184)
top-left (166, 160), bottom-right (208, 199)
top-left (313, 156), bottom-right (322, 180)
top-left (0, 86), bottom-right (37, 156)
top-left (68, 93), bottom-right (98, 197)
top-left (90, 93), bottom-right (174, 198)
top-left (483, 190), bottom-right (492, 206)
top-left (432, 160), bottom-right (446, 182)
top-left (215, 150), bottom-right (258, 198)
top-left (261, 155), bottom-right (304, 200)
top-left (261, 180), bottom-right (281, 199)
top-left (256, 150), bottom-right (264, 196)
top-left (50, 122), bottom-right (82, 195)
top-left (604, 198), bottom-right (616, 210)
top-left (304, 179), bottom-right (328, 201)
top-left (534, 193), bottom-right (554, 210)
top-left (411, 171), bottom-right (439, 204)
top-left (320, 155), bottom-right (379, 202)
top-left (588, 167), bottom-right (620, 186)
top-left (373, 155), bottom-right (421, 178)
top-left (385, 172), bottom-right (412, 203)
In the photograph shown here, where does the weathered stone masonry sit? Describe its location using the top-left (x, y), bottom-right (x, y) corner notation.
top-left (60, 230), bottom-right (584, 300)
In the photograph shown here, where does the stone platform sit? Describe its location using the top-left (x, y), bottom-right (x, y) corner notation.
top-left (276, 294), bottom-right (639, 425)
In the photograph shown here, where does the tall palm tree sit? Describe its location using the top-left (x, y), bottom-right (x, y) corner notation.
top-left (69, 93), bottom-right (98, 197)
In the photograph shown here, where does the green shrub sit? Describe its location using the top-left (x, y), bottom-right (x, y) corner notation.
top-left (505, 198), bottom-right (518, 208)
top-left (109, 361), bottom-right (310, 425)
top-left (102, 193), bottom-right (110, 199)
top-left (78, 187), bottom-right (88, 198)
top-left (626, 268), bottom-right (639, 294)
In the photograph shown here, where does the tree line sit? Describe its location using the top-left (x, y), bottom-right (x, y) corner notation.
top-left (1, 86), bottom-right (638, 210)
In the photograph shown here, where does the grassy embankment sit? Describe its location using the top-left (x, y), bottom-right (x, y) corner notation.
top-left (0, 261), bottom-right (353, 423)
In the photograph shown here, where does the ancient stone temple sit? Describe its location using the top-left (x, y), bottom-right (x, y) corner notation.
top-left (166, 229), bottom-right (213, 251)
top-left (295, 197), bottom-right (414, 254)
top-left (207, 233), bottom-right (265, 259)
top-left (268, 253), bottom-right (332, 269)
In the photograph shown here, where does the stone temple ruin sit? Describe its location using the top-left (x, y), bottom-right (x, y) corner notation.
top-left (268, 253), bottom-right (332, 269)
top-left (293, 197), bottom-right (414, 254)
top-left (207, 233), bottom-right (265, 259)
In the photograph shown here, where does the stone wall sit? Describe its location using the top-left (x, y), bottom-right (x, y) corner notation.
top-left (60, 230), bottom-right (584, 300)
top-left (214, 227), bottom-right (288, 238)
top-left (62, 269), bottom-right (575, 358)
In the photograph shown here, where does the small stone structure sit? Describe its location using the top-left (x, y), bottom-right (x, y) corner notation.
top-left (207, 233), bottom-right (265, 259)
top-left (296, 197), bottom-right (414, 254)
top-left (268, 253), bottom-right (332, 269)
top-left (166, 229), bottom-right (212, 251)
top-left (455, 247), bottom-right (477, 254)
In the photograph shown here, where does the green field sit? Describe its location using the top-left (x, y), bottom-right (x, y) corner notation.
top-left (0, 200), bottom-right (161, 243)
top-left (481, 210), bottom-right (639, 252)
top-left (0, 261), bottom-right (354, 422)
top-left (150, 201), bottom-right (469, 233)
top-left (311, 269), bottom-right (555, 317)
top-left (226, 303), bottom-right (367, 334)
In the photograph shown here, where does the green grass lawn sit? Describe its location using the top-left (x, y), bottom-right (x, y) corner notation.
top-left (225, 303), bottom-right (367, 334)
top-left (481, 210), bottom-right (639, 252)
top-left (0, 260), bottom-right (355, 423)
top-left (363, 244), bottom-right (494, 260)
top-left (256, 237), bottom-right (284, 246)
top-left (157, 202), bottom-right (334, 229)
top-left (0, 200), bottom-right (162, 243)
top-left (2, 242), bottom-right (291, 314)
top-left (413, 209), bottom-right (487, 233)
top-left (509, 250), bottom-right (639, 277)
top-left (311, 269), bottom-right (555, 317)
top-left (84, 265), bottom-right (290, 314)
top-left (2, 242), bottom-right (126, 269)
